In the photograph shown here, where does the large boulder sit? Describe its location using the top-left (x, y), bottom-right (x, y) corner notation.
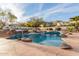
top-left (61, 34), bottom-right (68, 38)
top-left (18, 38), bottom-right (32, 42)
top-left (60, 43), bottom-right (72, 49)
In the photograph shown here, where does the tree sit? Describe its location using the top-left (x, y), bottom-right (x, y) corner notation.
top-left (0, 9), bottom-right (6, 22)
top-left (70, 16), bottom-right (79, 26)
top-left (69, 16), bottom-right (79, 32)
top-left (0, 9), bottom-right (17, 25)
top-left (25, 17), bottom-right (46, 27)
top-left (0, 20), bottom-right (5, 29)
top-left (0, 8), bottom-right (17, 30)
top-left (7, 12), bottom-right (17, 23)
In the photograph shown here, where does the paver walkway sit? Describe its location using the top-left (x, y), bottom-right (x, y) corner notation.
top-left (0, 38), bottom-right (79, 56)
top-left (62, 33), bottom-right (79, 53)
top-left (0, 38), bottom-right (55, 56)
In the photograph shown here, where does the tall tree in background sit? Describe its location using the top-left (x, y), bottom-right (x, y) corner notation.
top-left (0, 9), bottom-right (17, 24)
top-left (0, 9), bottom-right (6, 22)
top-left (25, 17), bottom-right (46, 27)
top-left (7, 12), bottom-right (17, 23)
top-left (70, 16), bottom-right (79, 26)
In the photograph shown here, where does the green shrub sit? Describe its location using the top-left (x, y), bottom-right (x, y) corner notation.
top-left (67, 26), bottom-right (75, 32)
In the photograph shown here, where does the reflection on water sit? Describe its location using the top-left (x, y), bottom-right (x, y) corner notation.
top-left (9, 31), bottom-right (63, 47)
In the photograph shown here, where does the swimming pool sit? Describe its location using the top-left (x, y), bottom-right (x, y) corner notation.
top-left (9, 31), bottom-right (63, 47)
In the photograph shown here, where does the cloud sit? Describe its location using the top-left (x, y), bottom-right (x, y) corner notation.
top-left (0, 3), bottom-right (23, 16)
top-left (0, 3), bottom-right (77, 22)
top-left (60, 5), bottom-right (79, 13)
top-left (43, 3), bottom-right (72, 19)
top-left (23, 3), bottom-right (70, 20)
top-left (43, 3), bottom-right (79, 19)
top-left (0, 3), bottom-right (29, 22)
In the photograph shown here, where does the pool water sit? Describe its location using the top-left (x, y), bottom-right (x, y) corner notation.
top-left (9, 31), bottom-right (63, 47)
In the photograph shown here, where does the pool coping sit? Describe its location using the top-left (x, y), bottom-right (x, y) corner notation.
top-left (18, 41), bottom-right (79, 56)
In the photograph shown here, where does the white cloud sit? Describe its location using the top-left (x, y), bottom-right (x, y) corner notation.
top-left (43, 3), bottom-right (72, 19)
top-left (22, 4), bottom-right (66, 19)
top-left (0, 3), bottom-right (29, 22)
top-left (23, 3), bottom-right (71, 20)
top-left (60, 6), bottom-right (79, 13)
top-left (0, 3), bottom-right (76, 22)
top-left (43, 3), bottom-right (79, 19)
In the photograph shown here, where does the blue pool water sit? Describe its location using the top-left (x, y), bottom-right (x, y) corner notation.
top-left (9, 31), bottom-right (63, 47)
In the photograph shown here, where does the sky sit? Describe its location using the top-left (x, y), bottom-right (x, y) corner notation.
top-left (0, 3), bottom-right (79, 22)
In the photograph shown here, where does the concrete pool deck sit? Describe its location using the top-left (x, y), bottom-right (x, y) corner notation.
top-left (62, 33), bottom-right (79, 53)
top-left (0, 36), bottom-right (79, 56)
